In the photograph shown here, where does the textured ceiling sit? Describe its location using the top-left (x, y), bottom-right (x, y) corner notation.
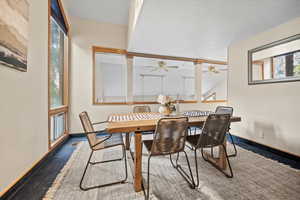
top-left (63, 0), bottom-right (130, 25)
top-left (128, 0), bottom-right (300, 60)
top-left (64, 0), bottom-right (300, 60)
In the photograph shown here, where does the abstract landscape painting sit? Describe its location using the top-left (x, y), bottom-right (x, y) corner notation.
top-left (0, 0), bottom-right (29, 71)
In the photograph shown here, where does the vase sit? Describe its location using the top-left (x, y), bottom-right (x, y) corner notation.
top-left (158, 105), bottom-right (172, 116)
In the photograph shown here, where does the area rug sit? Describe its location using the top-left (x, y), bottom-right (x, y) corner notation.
top-left (43, 137), bottom-right (300, 200)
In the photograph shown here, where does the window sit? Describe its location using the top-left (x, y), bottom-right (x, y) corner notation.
top-left (48, 0), bottom-right (69, 147)
top-left (201, 63), bottom-right (228, 102)
top-left (94, 51), bottom-right (127, 104)
top-left (92, 47), bottom-right (227, 105)
top-left (133, 57), bottom-right (196, 102)
top-left (50, 113), bottom-right (66, 143)
top-left (50, 17), bottom-right (65, 108)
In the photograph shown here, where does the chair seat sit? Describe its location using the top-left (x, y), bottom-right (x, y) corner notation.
top-left (186, 134), bottom-right (221, 148)
top-left (143, 140), bottom-right (153, 153)
top-left (93, 133), bottom-right (124, 150)
top-left (143, 139), bottom-right (181, 156)
top-left (186, 135), bottom-right (200, 147)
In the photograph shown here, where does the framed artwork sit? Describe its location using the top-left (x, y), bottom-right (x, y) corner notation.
top-left (0, 0), bottom-right (29, 72)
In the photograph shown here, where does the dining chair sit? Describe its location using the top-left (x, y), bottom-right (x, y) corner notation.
top-left (143, 117), bottom-right (195, 200)
top-left (215, 106), bottom-right (237, 157)
top-left (79, 111), bottom-right (127, 191)
top-left (126, 105), bottom-right (153, 147)
top-left (133, 105), bottom-right (151, 113)
top-left (183, 110), bottom-right (209, 151)
top-left (186, 114), bottom-right (233, 187)
top-left (182, 110), bottom-right (212, 136)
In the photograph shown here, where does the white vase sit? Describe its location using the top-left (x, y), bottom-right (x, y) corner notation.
top-left (158, 105), bottom-right (171, 116)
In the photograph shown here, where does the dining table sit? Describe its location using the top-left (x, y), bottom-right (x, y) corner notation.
top-left (106, 112), bottom-right (241, 192)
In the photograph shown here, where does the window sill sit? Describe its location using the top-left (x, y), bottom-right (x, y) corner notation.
top-left (93, 100), bottom-right (198, 105)
top-left (93, 102), bottom-right (129, 105)
top-left (49, 105), bottom-right (68, 115)
top-left (49, 133), bottom-right (68, 150)
top-left (201, 100), bottom-right (227, 103)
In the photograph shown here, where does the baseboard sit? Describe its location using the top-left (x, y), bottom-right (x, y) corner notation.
top-left (0, 135), bottom-right (69, 199)
top-left (69, 132), bottom-right (85, 137)
top-left (69, 131), bottom-right (153, 138)
top-left (69, 131), bottom-right (107, 137)
top-left (231, 134), bottom-right (300, 161)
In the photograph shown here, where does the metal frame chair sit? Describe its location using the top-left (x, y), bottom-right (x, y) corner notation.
top-left (127, 105), bottom-right (153, 146)
top-left (143, 117), bottom-right (195, 200)
top-left (184, 110), bottom-right (208, 150)
top-left (215, 106), bottom-right (237, 157)
top-left (79, 111), bottom-right (128, 191)
top-left (133, 105), bottom-right (151, 113)
top-left (186, 114), bottom-right (233, 187)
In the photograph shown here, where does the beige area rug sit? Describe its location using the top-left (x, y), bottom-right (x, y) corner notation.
top-left (43, 136), bottom-right (300, 200)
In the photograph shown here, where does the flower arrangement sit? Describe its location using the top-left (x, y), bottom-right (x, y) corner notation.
top-left (157, 95), bottom-right (171, 105)
top-left (157, 95), bottom-right (175, 115)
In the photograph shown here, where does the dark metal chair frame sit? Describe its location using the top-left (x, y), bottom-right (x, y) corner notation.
top-left (79, 111), bottom-right (128, 191)
top-left (184, 110), bottom-right (210, 151)
top-left (186, 114), bottom-right (233, 187)
top-left (143, 117), bottom-right (195, 200)
top-left (133, 105), bottom-right (151, 113)
top-left (186, 127), bottom-right (198, 151)
top-left (215, 106), bottom-right (237, 157)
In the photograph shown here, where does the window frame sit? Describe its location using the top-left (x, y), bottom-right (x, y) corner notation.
top-left (48, 0), bottom-right (70, 149)
top-left (92, 46), bottom-right (128, 105)
top-left (92, 46), bottom-right (228, 105)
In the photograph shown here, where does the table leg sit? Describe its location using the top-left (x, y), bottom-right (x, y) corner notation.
top-left (134, 131), bottom-right (142, 192)
top-left (218, 137), bottom-right (227, 170)
top-left (125, 132), bottom-right (130, 150)
top-left (203, 136), bottom-right (227, 170)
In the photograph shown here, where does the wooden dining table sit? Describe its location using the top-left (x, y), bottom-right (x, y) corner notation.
top-left (106, 112), bottom-right (241, 192)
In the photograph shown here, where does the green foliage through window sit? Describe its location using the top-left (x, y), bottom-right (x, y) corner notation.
top-left (50, 17), bottom-right (65, 108)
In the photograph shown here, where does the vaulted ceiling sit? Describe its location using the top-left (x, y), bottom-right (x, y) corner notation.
top-left (63, 0), bottom-right (130, 25)
top-left (64, 0), bottom-right (300, 61)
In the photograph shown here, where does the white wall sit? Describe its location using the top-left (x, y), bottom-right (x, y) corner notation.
top-left (0, 0), bottom-right (48, 194)
top-left (69, 16), bottom-right (225, 133)
top-left (228, 17), bottom-right (300, 156)
top-left (69, 16), bottom-right (130, 133)
top-left (95, 61), bottom-right (127, 102)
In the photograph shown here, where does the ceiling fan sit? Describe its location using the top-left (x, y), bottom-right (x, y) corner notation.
top-left (145, 61), bottom-right (179, 72)
top-left (203, 65), bottom-right (227, 74)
